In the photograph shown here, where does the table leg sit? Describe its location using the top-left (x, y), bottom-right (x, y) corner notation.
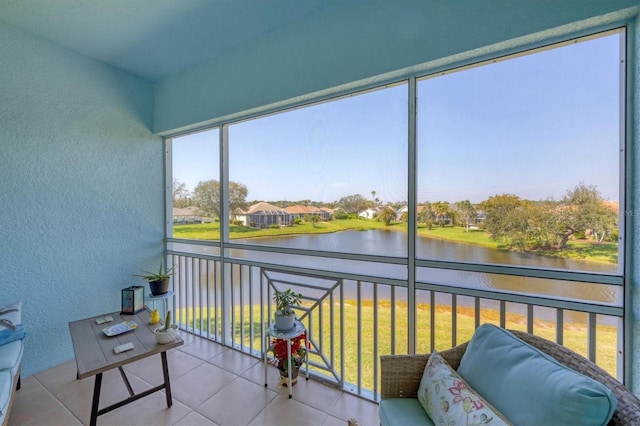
top-left (90, 373), bottom-right (103, 426)
top-left (305, 340), bottom-right (309, 381)
top-left (160, 351), bottom-right (173, 408)
top-left (118, 367), bottom-right (135, 396)
top-left (264, 332), bottom-right (268, 387)
top-left (287, 337), bottom-right (292, 398)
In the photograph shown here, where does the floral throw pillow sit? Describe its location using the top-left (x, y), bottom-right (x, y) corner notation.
top-left (417, 350), bottom-right (512, 425)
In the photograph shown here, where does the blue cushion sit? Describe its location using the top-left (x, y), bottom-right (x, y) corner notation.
top-left (457, 324), bottom-right (617, 426)
top-left (0, 339), bottom-right (24, 376)
top-left (379, 398), bottom-right (435, 426)
top-left (0, 369), bottom-right (11, 418)
top-left (0, 324), bottom-right (25, 346)
top-left (0, 301), bottom-right (23, 346)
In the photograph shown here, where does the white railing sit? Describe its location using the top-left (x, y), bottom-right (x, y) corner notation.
top-left (166, 239), bottom-right (624, 401)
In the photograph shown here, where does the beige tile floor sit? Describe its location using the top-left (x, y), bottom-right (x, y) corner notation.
top-left (8, 332), bottom-right (379, 426)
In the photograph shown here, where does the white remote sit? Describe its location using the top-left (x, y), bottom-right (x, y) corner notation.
top-left (113, 342), bottom-right (135, 354)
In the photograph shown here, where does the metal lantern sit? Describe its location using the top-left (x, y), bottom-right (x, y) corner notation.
top-left (121, 286), bottom-right (145, 315)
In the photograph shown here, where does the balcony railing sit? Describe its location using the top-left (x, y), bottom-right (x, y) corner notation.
top-left (167, 239), bottom-right (624, 401)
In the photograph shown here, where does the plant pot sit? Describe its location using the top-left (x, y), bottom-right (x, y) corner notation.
top-left (279, 366), bottom-right (300, 387)
top-left (154, 325), bottom-right (178, 344)
top-left (274, 311), bottom-right (295, 331)
top-left (149, 278), bottom-right (170, 296)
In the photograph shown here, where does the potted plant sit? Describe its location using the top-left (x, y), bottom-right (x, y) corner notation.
top-left (270, 333), bottom-right (307, 386)
top-left (273, 289), bottom-right (302, 331)
top-left (154, 310), bottom-right (178, 344)
top-left (135, 262), bottom-right (174, 296)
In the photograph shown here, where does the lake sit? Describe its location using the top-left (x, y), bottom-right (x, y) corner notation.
top-left (228, 229), bottom-right (620, 306)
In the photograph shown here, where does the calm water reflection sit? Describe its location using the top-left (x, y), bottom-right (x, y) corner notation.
top-left (230, 230), bottom-right (620, 305)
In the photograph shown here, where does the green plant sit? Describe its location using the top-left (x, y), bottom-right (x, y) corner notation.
top-left (273, 289), bottom-right (302, 314)
top-left (135, 262), bottom-right (174, 282)
top-left (271, 333), bottom-right (307, 374)
top-left (164, 310), bottom-right (172, 331)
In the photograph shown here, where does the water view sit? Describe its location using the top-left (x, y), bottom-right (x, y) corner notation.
top-left (228, 229), bottom-right (620, 305)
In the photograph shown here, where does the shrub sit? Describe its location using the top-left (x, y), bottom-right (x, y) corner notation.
top-left (269, 224), bottom-right (280, 229)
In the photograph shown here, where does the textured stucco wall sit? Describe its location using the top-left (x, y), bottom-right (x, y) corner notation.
top-left (0, 22), bottom-right (164, 376)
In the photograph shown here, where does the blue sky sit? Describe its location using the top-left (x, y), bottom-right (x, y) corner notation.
top-left (173, 31), bottom-right (621, 205)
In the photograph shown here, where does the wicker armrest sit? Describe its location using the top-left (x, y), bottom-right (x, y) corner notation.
top-left (379, 341), bottom-right (470, 400)
top-left (380, 354), bottom-right (430, 399)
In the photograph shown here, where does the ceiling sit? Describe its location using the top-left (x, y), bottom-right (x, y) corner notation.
top-left (0, 0), bottom-right (334, 82)
top-left (1, 0), bottom-right (638, 87)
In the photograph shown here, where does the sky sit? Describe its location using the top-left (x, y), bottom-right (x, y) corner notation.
top-left (172, 31), bottom-right (622, 205)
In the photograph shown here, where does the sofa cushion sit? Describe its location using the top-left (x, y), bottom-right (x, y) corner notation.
top-left (418, 350), bottom-right (511, 425)
top-left (0, 339), bottom-right (24, 376)
top-left (0, 369), bottom-right (11, 418)
top-left (457, 324), bottom-right (617, 426)
top-left (379, 398), bottom-right (435, 426)
top-left (0, 301), bottom-right (24, 345)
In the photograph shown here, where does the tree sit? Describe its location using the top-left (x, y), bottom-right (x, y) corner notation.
top-left (377, 207), bottom-right (396, 226)
top-left (304, 214), bottom-right (321, 228)
top-left (418, 202), bottom-right (434, 229)
top-left (172, 179), bottom-right (190, 208)
top-left (228, 181), bottom-right (249, 217)
top-left (371, 190), bottom-right (380, 206)
top-left (479, 194), bottom-right (529, 249)
top-left (452, 200), bottom-right (477, 232)
top-left (193, 180), bottom-right (248, 219)
top-left (339, 194), bottom-right (369, 214)
top-left (479, 185), bottom-right (618, 251)
top-left (433, 201), bottom-right (450, 227)
top-left (559, 183), bottom-right (617, 247)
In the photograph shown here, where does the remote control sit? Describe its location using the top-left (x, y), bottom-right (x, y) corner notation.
top-left (113, 342), bottom-right (135, 354)
top-left (95, 316), bottom-right (113, 324)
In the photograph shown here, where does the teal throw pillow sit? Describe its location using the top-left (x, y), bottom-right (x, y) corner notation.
top-left (457, 324), bottom-right (617, 426)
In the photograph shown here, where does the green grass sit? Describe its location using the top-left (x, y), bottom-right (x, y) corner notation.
top-left (173, 219), bottom-right (396, 240)
top-left (177, 300), bottom-right (618, 391)
top-left (418, 225), bottom-right (617, 265)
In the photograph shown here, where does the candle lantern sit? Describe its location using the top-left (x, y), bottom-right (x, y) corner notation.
top-left (121, 286), bottom-right (145, 315)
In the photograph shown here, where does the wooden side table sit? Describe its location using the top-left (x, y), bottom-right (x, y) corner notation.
top-left (263, 320), bottom-right (309, 398)
top-left (68, 309), bottom-right (183, 426)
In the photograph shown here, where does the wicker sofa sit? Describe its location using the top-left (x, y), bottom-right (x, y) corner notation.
top-left (380, 329), bottom-right (640, 425)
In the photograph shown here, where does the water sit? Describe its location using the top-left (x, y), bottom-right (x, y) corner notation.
top-left (229, 230), bottom-right (620, 305)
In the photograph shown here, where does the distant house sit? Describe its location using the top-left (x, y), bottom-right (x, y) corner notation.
top-left (234, 202), bottom-right (288, 227)
top-left (172, 206), bottom-right (202, 224)
top-left (358, 206), bottom-right (396, 219)
top-left (284, 205), bottom-right (331, 221)
top-left (396, 205), bottom-right (426, 220)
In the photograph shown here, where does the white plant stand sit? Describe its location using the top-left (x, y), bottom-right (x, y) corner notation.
top-left (264, 320), bottom-right (309, 398)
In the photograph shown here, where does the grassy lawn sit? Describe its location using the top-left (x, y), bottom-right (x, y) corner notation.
top-left (173, 219), bottom-right (398, 240)
top-left (177, 300), bottom-right (618, 391)
top-left (418, 225), bottom-right (617, 265)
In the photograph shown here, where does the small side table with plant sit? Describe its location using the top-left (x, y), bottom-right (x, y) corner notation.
top-left (264, 321), bottom-right (309, 397)
top-left (265, 288), bottom-right (308, 397)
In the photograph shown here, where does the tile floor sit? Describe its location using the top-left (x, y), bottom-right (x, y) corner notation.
top-left (8, 332), bottom-right (379, 425)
